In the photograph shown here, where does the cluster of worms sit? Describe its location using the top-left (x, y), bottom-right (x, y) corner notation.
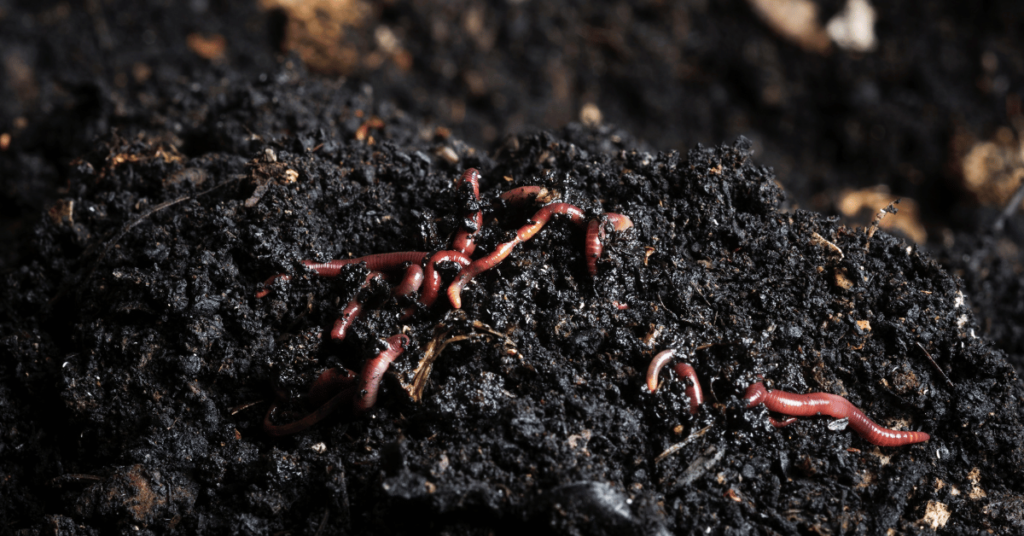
top-left (258, 168), bottom-right (633, 435)
top-left (646, 349), bottom-right (931, 447)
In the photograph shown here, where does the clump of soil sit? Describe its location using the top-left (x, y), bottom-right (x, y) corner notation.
top-left (3, 69), bottom-right (1024, 535)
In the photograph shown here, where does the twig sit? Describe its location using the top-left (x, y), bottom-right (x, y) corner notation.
top-left (809, 231), bottom-right (844, 261)
top-left (48, 175), bottom-right (244, 307)
top-left (915, 342), bottom-right (955, 389)
top-left (314, 508), bottom-right (330, 536)
top-left (655, 425), bottom-right (710, 464)
top-left (865, 200), bottom-right (899, 252)
top-left (405, 320), bottom-right (517, 402)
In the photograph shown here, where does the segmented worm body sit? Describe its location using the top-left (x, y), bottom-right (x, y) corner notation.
top-left (418, 250), bottom-right (473, 310)
top-left (673, 363), bottom-right (703, 415)
top-left (447, 239), bottom-right (521, 309)
top-left (392, 264), bottom-right (425, 298)
top-left (452, 169), bottom-right (482, 256)
top-left (264, 368), bottom-right (358, 437)
top-left (330, 272), bottom-right (385, 341)
top-left (499, 185), bottom-right (557, 205)
top-left (265, 334), bottom-right (411, 435)
top-left (353, 334), bottom-right (410, 412)
top-left (645, 349), bottom-right (703, 414)
top-left (743, 382), bottom-right (930, 446)
top-left (585, 220), bottom-right (602, 277)
top-left (307, 367), bottom-right (358, 408)
top-left (447, 203), bottom-right (588, 308)
top-left (586, 213), bottom-right (633, 277)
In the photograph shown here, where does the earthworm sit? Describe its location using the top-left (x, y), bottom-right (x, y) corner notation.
top-left (673, 363), bottom-right (704, 415)
top-left (353, 334), bottom-right (411, 413)
top-left (457, 167), bottom-right (480, 200)
top-left (585, 220), bottom-right (602, 277)
top-left (452, 210), bottom-right (483, 256)
top-left (645, 349), bottom-right (703, 414)
top-left (606, 213), bottom-right (633, 232)
top-left (418, 250), bottom-right (473, 310)
top-left (743, 382), bottom-right (930, 446)
top-left (769, 416), bottom-right (798, 428)
top-left (516, 203), bottom-right (586, 241)
top-left (585, 214), bottom-right (633, 276)
top-left (330, 272), bottom-right (384, 341)
top-left (392, 264), bottom-right (425, 298)
top-left (264, 368), bottom-right (358, 437)
top-left (646, 349), bottom-right (677, 392)
top-left (256, 252), bottom-right (428, 298)
top-left (447, 203), bottom-right (586, 308)
top-left (499, 185), bottom-right (557, 206)
top-left (307, 367), bottom-right (358, 409)
top-left (446, 239), bottom-right (520, 309)
top-left (452, 169), bottom-right (482, 256)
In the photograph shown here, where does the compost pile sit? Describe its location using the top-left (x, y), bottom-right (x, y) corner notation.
top-left (1, 70), bottom-right (1022, 535)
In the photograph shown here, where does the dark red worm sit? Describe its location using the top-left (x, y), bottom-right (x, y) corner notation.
top-left (585, 220), bottom-right (602, 277)
top-left (256, 252), bottom-right (428, 298)
top-left (353, 334), bottom-right (410, 413)
top-left (499, 185), bottom-right (558, 206)
top-left (517, 202), bottom-right (586, 240)
top-left (332, 266), bottom-right (426, 340)
top-left (452, 211), bottom-right (483, 256)
top-left (447, 239), bottom-right (520, 309)
top-left (645, 349), bottom-right (703, 414)
top-left (743, 382), bottom-right (930, 446)
top-left (307, 367), bottom-right (359, 408)
top-left (452, 169), bottom-right (483, 256)
top-left (392, 264), bottom-right (425, 298)
top-left (418, 250), bottom-right (472, 311)
top-left (330, 271), bottom-right (384, 341)
top-left (585, 213), bottom-right (634, 277)
top-left (769, 416), bottom-right (798, 428)
top-left (447, 203), bottom-right (587, 309)
top-left (264, 367), bottom-right (358, 437)
top-left (673, 363), bottom-right (704, 415)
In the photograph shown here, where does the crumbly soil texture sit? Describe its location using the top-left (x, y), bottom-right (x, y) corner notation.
top-left (2, 73), bottom-right (1024, 535)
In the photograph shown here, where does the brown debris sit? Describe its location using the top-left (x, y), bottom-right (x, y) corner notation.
top-left (260, 0), bottom-right (371, 75)
top-left (185, 33), bottom-right (227, 61)
top-left (746, 0), bottom-right (832, 54)
top-left (837, 187), bottom-right (927, 244)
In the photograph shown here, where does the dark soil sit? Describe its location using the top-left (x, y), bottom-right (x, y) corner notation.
top-left (4, 1), bottom-right (1024, 535)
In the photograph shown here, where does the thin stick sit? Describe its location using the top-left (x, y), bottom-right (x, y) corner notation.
top-left (915, 342), bottom-right (954, 389)
top-left (48, 174), bottom-right (244, 307)
top-left (655, 426), bottom-right (710, 464)
top-left (865, 200), bottom-right (899, 252)
top-left (809, 231), bottom-right (844, 261)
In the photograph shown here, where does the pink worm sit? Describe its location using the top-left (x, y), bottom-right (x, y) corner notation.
top-left (646, 349), bottom-right (703, 414)
top-left (452, 169), bottom-right (482, 256)
top-left (330, 272), bottom-right (384, 341)
top-left (499, 185), bottom-right (557, 205)
top-left (743, 382), bottom-right (930, 447)
top-left (392, 264), bottom-right (425, 298)
top-left (263, 368), bottom-right (358, 437)
top-left (417, 250), bottom-right (473, 311)
top-left (447, 203), bottom-right (586, 309)
top-left (585, 213), bottom-right (634, 276)
top-left (353, 334), bottom-right (411, 413)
